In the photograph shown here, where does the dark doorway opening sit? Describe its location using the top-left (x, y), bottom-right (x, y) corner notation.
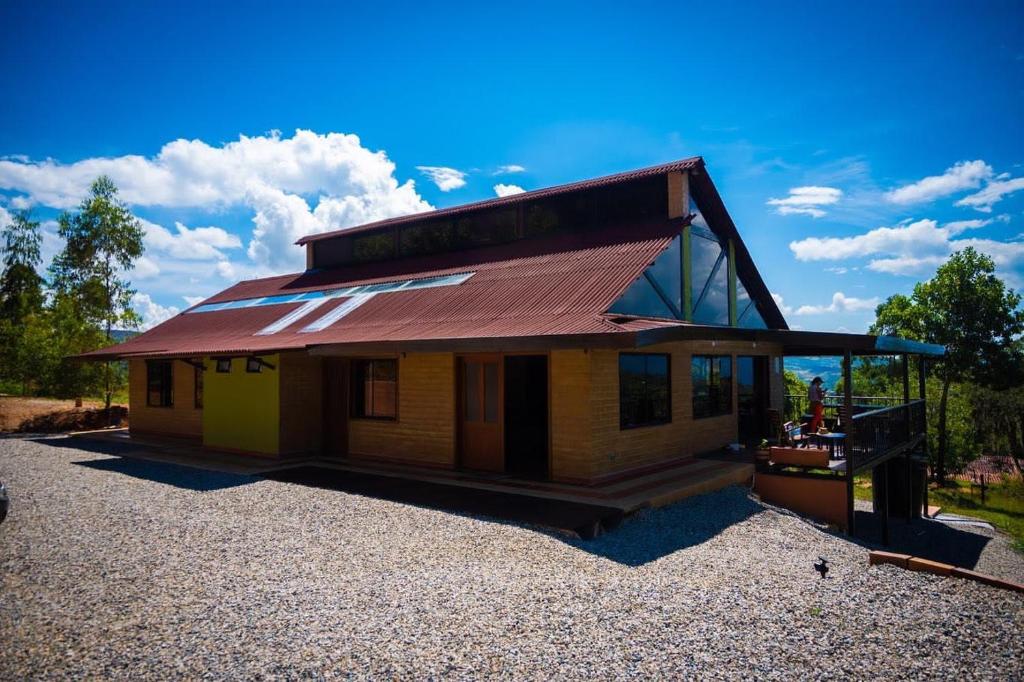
top-left (323, 358), bottom-right (349, 457)
top-left (504, 355), bottom-right (549, 479)
top-left (737, 355), bottom-right (769, 446)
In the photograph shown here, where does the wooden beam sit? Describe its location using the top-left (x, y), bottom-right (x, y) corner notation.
top-left (667, 171), bottom-right (688, 219)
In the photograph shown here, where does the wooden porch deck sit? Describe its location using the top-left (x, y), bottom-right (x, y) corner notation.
top-left (67, 428), bottom-right (753, 514)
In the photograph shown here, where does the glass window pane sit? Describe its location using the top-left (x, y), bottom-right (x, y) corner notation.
top-left (691, 233), bottom-right (730, 325)
top-left (646, 355), bottom-right (670, 421)
top-left (689, 195), bottom-right (710, 231)
top-left (691, 356), bottom-right (710, 418)
top-left (646, 235), bottom-right (682, 314)
top-left (465, 362), bottom-right (481, 422)
top-left (717, 357), bottom-right (733, 415)
top-left (620, 354), bottom-right (670, 428)
top-left (608, 274), bottom-right (676, 319)
top-left (353, 232), bottom-right (396, 262)
top-left (484, 362), bottom-right (499, 422)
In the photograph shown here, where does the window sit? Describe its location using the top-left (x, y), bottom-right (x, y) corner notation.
top-left (352, 232), bottom-right (396, 262)
top-left (194, 362), bottom-right (203, 409)
top-left (215, 358), bottom-right (232, 373)
top-left (692, 355), bottom-right (732, 419)
top-left (691, 229), bottom-right (730, 326)
top-left (352, 359), bottom-right (398, 419)
top-left (246, 357), bottom-right (262, 373)
top-left (609, 235), bottom-right (683, 319)
top-left (146, 360), bottom-right (173, 408)
top-left (619, 353), bottom-right (671, 429)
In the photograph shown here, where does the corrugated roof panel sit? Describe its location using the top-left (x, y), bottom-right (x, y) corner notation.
top-left (80, 220), bottom-right (681, 359)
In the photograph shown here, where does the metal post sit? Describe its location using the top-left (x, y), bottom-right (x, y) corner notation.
top-left (844, 349), bottom-right (855, 536)
top-left (903, 354), bottom-right (913, 520)
top-left (880, 462), bottom-right (890, 546)
top-left (918, 356), bottom-right (929, 516)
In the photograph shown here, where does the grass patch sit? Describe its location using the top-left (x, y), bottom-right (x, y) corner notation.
top-left (855, 474), bottom-right (1024, 554)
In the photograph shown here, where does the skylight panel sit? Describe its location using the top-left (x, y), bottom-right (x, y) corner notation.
top-left (299, 293), bottom-right (376, 333)
top-left (188, 271), bottom-right (474, 315)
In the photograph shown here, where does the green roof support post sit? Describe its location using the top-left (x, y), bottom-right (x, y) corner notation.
top-left (682, 225), bottom-right (692, 321)
top-left (728, 239), bottom-right (737, 326)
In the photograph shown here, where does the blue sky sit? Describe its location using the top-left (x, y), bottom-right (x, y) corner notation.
top-left (1, 0), bottom-right (1022, 330)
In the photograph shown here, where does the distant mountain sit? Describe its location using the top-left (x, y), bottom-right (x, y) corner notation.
top-left (108, 329), bottom-right (140, 343)
top-left (783, 356), bottom-right (844, 391)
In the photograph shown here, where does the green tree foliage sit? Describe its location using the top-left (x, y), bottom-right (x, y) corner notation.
top-left (49, 176), bottom-right (144, 407)
top-left (783, 370), bottom-right (807, 421)
top-left (0, 209), bottom-right (46, 393)
top-left (871, 248), bottom-right (1024, 482)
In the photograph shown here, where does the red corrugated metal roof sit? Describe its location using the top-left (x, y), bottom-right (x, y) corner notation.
top-left (295, 157), bottom-right (702, 244)
top-left (81, 220), bottom-right (682, 359)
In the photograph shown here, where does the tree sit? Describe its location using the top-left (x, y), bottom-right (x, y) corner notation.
top-left (871, 248), bottom-right (1024, 482)
top-left (783, 370), bottom-right (807, 422)
top-left (49, 176), bottom-right (144, 408)
top-left (0, 209), bottom-right (46, 393)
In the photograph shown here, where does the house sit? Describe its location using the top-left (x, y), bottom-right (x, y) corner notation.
top-left (82, 158), bottom-right (942, 531)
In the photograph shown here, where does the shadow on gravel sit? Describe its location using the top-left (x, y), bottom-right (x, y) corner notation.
top-left (852, 510), bottom-right (991, 569)
top-left (27, 434), bottom-right (139, 456)
top-left (566, 486), bottom-right (764, 566)
top-left (264, 466), bottom-right (623, 538)
top-left (72, 457), bottom-right (255, 492)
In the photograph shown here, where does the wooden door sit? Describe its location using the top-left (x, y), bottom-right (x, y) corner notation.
top-left (322, 357), bottom-right (349, 457)
top-left (458, 354), bottom-right (503, 471)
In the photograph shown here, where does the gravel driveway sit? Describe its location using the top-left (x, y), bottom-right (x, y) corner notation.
top-left (2, 436), bottom-right (1022, 679)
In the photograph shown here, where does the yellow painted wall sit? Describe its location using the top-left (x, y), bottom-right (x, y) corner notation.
top-left (128, 358), bottom-right (202, 439)
top-left (348, 352), bottom-right (456, 467)
top-left (202, 355), bottom-right (281, 455)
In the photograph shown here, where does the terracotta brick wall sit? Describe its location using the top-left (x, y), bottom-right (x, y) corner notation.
top-left (128, 358), bottom-right (202, 439)
top-left (348, 352), bottom-right (456, 467)
top-left (550, 350), bottom-right (593, 482)
top-left (585, 340), bottom-right (784, 481)
top-left (279, 352), bottom-right (324, 456)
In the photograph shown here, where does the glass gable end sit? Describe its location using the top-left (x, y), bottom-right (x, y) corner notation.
top-left (691, 230), bottom-right (729, 325)
top-left (736, 278), bottom-right (768, 329)
top-left (608, 235), bottom-right (683, 320)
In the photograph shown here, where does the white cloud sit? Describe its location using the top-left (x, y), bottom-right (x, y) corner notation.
top-left (131, 292), bottom-right (180, 330)
top-left (884, 160), bottom-right (993, 204)
top-left (771, 293), bottom-right (793, 315)
top-left (0, 130), bottom-right (434, 274)
top-left (794, 292), bottom-right (880, 315)
top-left (789, 218), bottom-right (988, 262)
top-left (416, 165), bottom-right (467, 192)
top-left (825, 266), bottom-right (848, 274)
top-left (493, 183), bottom-right (525, 197)
top-left (183, 295), bottom-right (205, 307)
top-left (766, 186), bottom-right (842, 218)
top-left (494, 164), bottom-right (526, 175)
top-left (789, 216), bottom-right (1023, 283)
top-left (141, 219), bottom-right (242, 261)
top-left (955, 176), bottom-right (1024, 213)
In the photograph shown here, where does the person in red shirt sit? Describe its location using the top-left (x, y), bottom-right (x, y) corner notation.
top-left (808, 377), bottom-right (826, 433)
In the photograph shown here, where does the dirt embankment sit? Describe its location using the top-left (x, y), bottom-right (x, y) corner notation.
top-left (0, 397), bottom-right (128, 433)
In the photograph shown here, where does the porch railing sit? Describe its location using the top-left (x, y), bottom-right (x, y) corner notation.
top-left (784, 394), bottom-right (903, 423)
top-left (847, 399), bottom-right (926, 473)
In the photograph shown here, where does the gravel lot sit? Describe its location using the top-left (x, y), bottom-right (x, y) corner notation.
top-left (2, 436), bottom-right (1023, 680)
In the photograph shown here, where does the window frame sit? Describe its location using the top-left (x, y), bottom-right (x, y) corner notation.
top-left (691, 354), bottom-right (733, 419)
top-left (350, 358), bottom-right (399, 421)
top-left (618, 352), bottom-right (672, 430)
top-left (145, 359), bottom-right (174, 408)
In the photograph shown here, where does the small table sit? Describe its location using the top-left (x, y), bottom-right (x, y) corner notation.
top-left (812, 432), bottom-right (846, 460)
